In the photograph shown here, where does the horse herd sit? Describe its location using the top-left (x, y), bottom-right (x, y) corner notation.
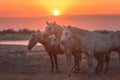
top-left (28, 21), bottom-right (120, 76)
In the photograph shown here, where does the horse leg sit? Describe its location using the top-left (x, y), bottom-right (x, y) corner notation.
top-left (79, 53), bottom-right (82, 72)
top-left (94, 53), bottom-right (103, 75)
top-left (73, 54), bottom-right (80, 73)
top-left (119, 53), bottom-right (120, 62)
top-left (99, 55), bottom-right (105, 75)
top-left (65, 50), bottom-right (73, 76)
top-left (118, 52), bottom-right (120, 62)
top-left (86, 51), bottom-right (95, 77)
top-left (68, 54), bottom-right (76, 74)
top-left (98, 53), bottom-right (109, 75)
top-left (53, 54), bottom-right (59, 72)
top-left (94, 54), bottom-right (100, 74)
top-left (75, 53), bottom-right (82, 73)
top-left (97, 60), bottom-right (101, 74)
top-left (104, 53), bottom-right (110, 73)
top-left (49, 54), bottom-right (54, 72)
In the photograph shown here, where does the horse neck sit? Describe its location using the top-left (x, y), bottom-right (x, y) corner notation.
top-left (79, 29), bottom-right (90, 36)
top-left (54, 25), bottom-right (63, 40)
top-left (42, 37), bottom-right (52, 47)
top-left (71, 27), bottom-right (90, 38)
top-left (38, 39), bottom-right (46, 46)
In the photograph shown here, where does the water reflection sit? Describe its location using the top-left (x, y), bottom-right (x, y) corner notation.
top-left (0, 40), bottom-right (41, 46)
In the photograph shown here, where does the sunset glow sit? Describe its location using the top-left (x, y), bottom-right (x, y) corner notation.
top-left (0, 0), bottom-right (120, 17)
top-left (40, 0), bottom-right (74, 16)
top-left (53, 10), bottom-right (60, 16)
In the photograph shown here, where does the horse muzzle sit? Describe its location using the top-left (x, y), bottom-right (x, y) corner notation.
top-left (60, 40), bottom-right (65, 45)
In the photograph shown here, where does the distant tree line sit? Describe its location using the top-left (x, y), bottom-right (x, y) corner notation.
top-left (94, 30), bottom-right (113, 34)
top-left (0, 28), bottom-right (35, 34)
top-left (0, 28), bottom-right (113, 34)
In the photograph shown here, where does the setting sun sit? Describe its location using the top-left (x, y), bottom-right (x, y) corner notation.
top-left (53, 10), bottom-right (60, 16)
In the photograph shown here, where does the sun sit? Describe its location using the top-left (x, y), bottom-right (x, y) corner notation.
top-left (53, 10), bottom-right (60, 16)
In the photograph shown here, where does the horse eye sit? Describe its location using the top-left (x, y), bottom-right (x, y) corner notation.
top-left (65, 33), bottom-right (68, 35)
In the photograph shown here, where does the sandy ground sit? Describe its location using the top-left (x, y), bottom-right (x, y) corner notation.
top-left (0, 44), bottom-right (119, 80)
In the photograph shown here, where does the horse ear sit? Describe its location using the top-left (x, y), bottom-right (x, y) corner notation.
top-left (63, 25), bottom-right (66, 28)
top-left (32, 32), bottom-right (35, 36)
top-left (46, 21), bottom-right (49, 25)
top-left (53, 21), bottom-right (56, 24)
top-left (68, 25), bottom-right (70, 28)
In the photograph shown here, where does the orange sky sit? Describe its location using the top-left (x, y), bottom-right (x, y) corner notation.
top-left (0, 0), bottom-right (120, 17)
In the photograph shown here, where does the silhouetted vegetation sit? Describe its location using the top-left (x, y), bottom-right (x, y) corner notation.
top-left (94, 30), bottom-right (113, 34)
top-left (0, 28), bottom-right (35, 34)
top-left (1, 29), bottom-right (114, 34)
top-left (0, 29), bottom-right (37, 40)
top-left (18, 28), bottom-right (35, 33)
top-left (1, 29), bottom-right (15, 33)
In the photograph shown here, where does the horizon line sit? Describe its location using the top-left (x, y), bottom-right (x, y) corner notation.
top-left (0, 14), bottom-right (120, 18)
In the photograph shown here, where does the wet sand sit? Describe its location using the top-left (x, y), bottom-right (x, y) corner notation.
top-left (0, 44), bottom-right (119, 80)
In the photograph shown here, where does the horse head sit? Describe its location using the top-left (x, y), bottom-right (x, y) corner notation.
top-left (28, 30), bottom-right (43, 50)
top-left (60, 25), bottom-right (73, 45)
top-left (43, 21), bottom-right (56, 39)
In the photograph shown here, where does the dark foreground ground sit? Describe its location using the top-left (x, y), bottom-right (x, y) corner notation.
top-left (0, 45), bottom-right (119, 80)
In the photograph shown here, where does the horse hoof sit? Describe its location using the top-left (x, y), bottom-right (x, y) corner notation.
top-left (56, 70), bottom-right (60, 73)
top-left (68, 73), bottom-right (72, 76)
top-left (88, 73), bottom-right (95, 77)
top-left (88, 74), bottom-right (93, 77)
top-left (51, 70), bottom-right (54, 72)
top-left (73, 70), bottom-right (80, 73)
top-left (73, 68), bottom-right (80, 73)
top-left (76, 70), bottom-right (80, 73)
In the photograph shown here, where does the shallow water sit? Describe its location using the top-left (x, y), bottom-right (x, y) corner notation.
top-left (0, 15), bottom-right (120, 31)
top-left (0, 40), bottom-right (41, 46)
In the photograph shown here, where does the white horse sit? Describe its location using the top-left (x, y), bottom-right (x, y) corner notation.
top-left (51, 34), bottom-right (83, 74)
top-left (60, 25), bottom-right (113, 76)
top-left (28, 31), bottom-right (63, 72)
top-left (95, 31), bottom-right (120, 62)
top-left (43, 21), bottom-right (82, 73)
